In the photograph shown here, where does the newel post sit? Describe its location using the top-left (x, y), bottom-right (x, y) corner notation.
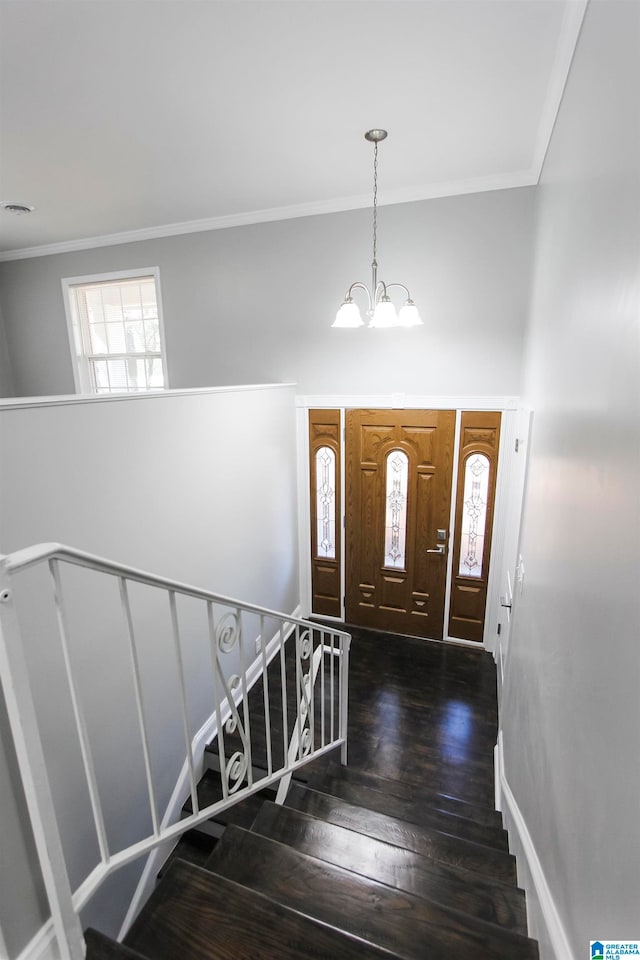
top-left (0, 567), bottom-right (86, 960)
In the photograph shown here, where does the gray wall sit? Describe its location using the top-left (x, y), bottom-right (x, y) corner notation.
top-left (501, 1), bottom-right (640, 956)
top-left (0, 385), bottom-right (299, 954)
top-left (0, 186), bottom-right (535, 399)
top-left (0, 303), bottom-right (14, 398)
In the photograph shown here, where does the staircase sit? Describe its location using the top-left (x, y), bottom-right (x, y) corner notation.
top-left (85, 632), bottom-right (538, 960)
top-left (0, 540), bottom-right (536, 959)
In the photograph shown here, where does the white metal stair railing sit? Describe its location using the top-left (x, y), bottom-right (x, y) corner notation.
top-left (0, 543), bottom-right (351, 960)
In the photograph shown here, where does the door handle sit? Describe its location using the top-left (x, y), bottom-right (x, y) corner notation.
top-left (500, 596), bottom-right (512, 609)
top-left (427, 545), bottom-right (446, 555)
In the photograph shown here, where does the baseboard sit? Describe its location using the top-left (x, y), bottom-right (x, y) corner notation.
top-left (443, 635), bottom-right (485, 650)
top-left (495, 732), bottom-right (575, 960)
top-left (116, 605), bottom-right (302, 940)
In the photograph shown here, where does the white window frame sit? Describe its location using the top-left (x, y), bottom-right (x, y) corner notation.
top-left (62, 267), bottom-right (169, 395)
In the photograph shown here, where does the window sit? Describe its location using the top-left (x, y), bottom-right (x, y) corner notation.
top-left (458, 454), bottom-right (490, 578)
top-left (63, 268), bottom-right (167, 394)
top-left (315, 446), bottom-right (336, 559)
top-left (383, 450), bottom-right (409, 569)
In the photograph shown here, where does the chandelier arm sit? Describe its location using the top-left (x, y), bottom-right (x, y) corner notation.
top-left (347, 281), bottom-right (374, 314)
top-left (383, 282), bottom-right (412, 300)
top-left (374, 279), bottom-right (387, 307)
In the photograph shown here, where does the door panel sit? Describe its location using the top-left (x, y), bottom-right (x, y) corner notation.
top-left (448, 411), bottom-right (501, 643)
top-left (346, 409), bottom-right (455, 640)
top-left (309, 409), bottom-right (341, 618)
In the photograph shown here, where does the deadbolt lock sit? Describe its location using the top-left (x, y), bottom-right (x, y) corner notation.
top-left (436, 529), bottom-right (447, 542)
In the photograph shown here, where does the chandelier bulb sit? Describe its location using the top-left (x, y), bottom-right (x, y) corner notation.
top-left (333, 298), bottom-right (364, 328)
top-left (398, 299), bottom-right (423, 327)
top-left (370, 297), bottom-right (398, 328)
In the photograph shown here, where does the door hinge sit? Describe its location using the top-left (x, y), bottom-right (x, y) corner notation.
top-left (515, 438), bottom-right (519, 452)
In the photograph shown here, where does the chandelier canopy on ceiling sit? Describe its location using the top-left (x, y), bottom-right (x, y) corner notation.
top-left (333, 129), bottom-right (422, 329)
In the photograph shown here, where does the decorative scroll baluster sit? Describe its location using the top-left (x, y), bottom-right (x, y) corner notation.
top-left (296, 626), bottom-right (314, 761)
top-left (237, 610), bottom-right (253, 789)
top-left (330, 632), bottom-right (335, 742)
top-left (259, 616), bottom-right (273, 777)
top-left (295, 627), bottom-right (303, 762)
top-left (49, 560), bottom-right (110, 865)
top-left (168, 591), bottom-right (198, 815)
top-left (207, 602), bottom-right (228, 800)
top-left (311, 632), bottom-right (316, 754)
top-left (119, 578), bottom-right (160, 836)
top-left (212, 610), bottom-right (249, 795)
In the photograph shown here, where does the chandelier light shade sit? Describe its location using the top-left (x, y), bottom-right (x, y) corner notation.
top-left (333, 129), bottom-right (422, 329)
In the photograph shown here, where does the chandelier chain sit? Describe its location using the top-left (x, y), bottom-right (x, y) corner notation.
top-left (372, 141), bottom-right (378, 266)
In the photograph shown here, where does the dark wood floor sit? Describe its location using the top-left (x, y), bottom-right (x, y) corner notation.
top-left (103, 626), bottom-right (538, 960)
top-left (306, 625), bottom-right (499, 794)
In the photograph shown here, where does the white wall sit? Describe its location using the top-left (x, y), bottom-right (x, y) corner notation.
top-left (0, 385), bottom-right (299, 954)
top-left (499, 2), bottom-right (640, 957)
top-left (0, 186), bottom-right (535, 400)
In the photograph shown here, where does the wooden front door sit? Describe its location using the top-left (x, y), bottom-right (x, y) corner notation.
top-left (345, 409), bottom-right (456, 640)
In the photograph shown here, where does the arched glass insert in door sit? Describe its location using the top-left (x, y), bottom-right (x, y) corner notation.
top-left (383, 450), bottom-right (409, 569)
top-left (315, 446), bottom-right (336, 559)
top-left (458, 454), bottom-right (490, 578)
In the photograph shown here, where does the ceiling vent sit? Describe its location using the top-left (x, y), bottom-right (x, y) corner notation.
top-left (1, 201), bottom-right (35, 215)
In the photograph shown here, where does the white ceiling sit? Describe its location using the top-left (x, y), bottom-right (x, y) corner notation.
top-left (0, 0), bottom-right (586, 260)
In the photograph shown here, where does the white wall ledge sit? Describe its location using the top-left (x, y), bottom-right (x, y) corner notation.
top-left (296, 394), bottom-right (521, 411)
top-left (0, 383), bottom-right (296, 412)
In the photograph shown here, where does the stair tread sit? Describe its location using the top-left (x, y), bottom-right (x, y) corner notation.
top-left (125, 858), bottom-right (401, 960)
top-left (182, 769), bottom-right (276, 829)
top-left (285, 783), bottom-right (517, 884)
top-left (306, 774), bottom-right (508, 850)
top-left (341, 745), bottom-right (496, 805)
top-left (85, 929), bottom-right (149, 960)
top-left (251, 801), bottom-right (527, 934)
top-left (311, 761), bottom-right (503, 826)
top-left (206, 825), bottom-right (537, 960)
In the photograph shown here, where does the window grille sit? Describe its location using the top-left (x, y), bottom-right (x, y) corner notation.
top-left (64, 269), bottom-right (167, 394)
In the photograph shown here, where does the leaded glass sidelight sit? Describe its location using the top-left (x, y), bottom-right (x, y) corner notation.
top-left (315, 447), bottom-right (336, 559)
top-left (383, 450), bottom-right (409, 569)
top-left (458, 454), bottom-right (491, 578)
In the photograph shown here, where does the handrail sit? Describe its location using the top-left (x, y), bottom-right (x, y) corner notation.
top-left (0, 543), bottom-right (350, 960)
top-left (1, 543), bottom-right (351, 638)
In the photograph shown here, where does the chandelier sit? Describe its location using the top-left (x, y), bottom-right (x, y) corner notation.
top-left (333, 129), bottom-right (422, 329)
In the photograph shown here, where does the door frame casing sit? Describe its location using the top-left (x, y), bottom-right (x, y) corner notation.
top-left (296, 394), bottom-right (521, 649)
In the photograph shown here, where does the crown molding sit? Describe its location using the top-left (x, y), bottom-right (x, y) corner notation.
top-left (0, 169), bottom-right (536, 264)
top-left (530, 0), bottom-right (588, 181)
